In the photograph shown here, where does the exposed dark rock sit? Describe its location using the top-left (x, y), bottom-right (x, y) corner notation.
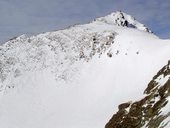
top-left (107, 53), bottom-right (113, 58)
top-left (105, 61), bottom-right (170, 128)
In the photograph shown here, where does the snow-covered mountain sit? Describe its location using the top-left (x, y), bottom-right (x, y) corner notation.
top-left (0, 11), bottom-right (170, 128)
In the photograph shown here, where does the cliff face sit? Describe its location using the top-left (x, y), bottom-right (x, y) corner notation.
top-left (105, 61), bottom-right (170, 128)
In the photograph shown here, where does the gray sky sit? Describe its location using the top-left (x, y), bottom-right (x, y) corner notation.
top-left (0, 0), bottom-right (170, 43)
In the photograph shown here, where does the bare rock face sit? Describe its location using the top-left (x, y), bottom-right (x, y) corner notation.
top-left (105, 61), bottom-right (170, 128)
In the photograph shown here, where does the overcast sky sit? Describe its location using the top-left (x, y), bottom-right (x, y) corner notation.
top-left (0, 0), bottom-right (170, 43)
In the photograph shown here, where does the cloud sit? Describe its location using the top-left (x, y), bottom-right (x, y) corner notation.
top-left (0, 0), bottom-right (170, 43)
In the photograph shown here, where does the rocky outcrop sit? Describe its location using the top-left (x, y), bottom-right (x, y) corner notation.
top-left (95, 11), bottom-right (151, 33)
top-left (105, 61), bottom-right (170, 128)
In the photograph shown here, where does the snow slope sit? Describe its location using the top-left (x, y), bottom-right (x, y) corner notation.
top-left (0, 11), bottom-right (170, 128)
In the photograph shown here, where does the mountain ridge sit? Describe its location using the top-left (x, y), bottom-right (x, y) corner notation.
top-left (94, 11), bottom-right (151, 33)
top-left (1, 11), bottom-right (151, 44)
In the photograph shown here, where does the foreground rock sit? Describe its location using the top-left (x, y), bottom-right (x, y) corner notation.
top-left (106, 61), bottom-right (170, 128)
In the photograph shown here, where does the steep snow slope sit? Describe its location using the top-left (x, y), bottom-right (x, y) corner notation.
top-left (0, 11), bottom-right (170, 128)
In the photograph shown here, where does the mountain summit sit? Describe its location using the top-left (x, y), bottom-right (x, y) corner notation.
top-left (0, 11), bottom-right (170, 128)
top-left (95, 11), bottom-right (151, 32)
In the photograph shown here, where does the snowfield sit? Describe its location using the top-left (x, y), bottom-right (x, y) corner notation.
top-left (0, 11), bottom-right (170, 128)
